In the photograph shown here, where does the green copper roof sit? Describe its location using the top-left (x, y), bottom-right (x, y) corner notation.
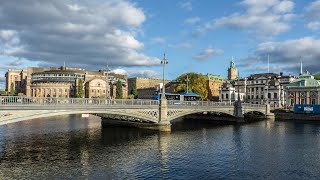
top-left (204, 74), bottom-right (225, 82)
top-left (230, 60), bottom-right (237, 69)
top-left (287, 74), bottom-right (320, 87)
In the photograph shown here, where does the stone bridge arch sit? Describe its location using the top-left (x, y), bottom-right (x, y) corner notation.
top-left (167, 108), bottom-right (235, 121)
top-left (0, 108), bottom-right (160, 126)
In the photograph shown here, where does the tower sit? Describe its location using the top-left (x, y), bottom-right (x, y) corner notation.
top-left (228, 57), bottom-right (238, 80)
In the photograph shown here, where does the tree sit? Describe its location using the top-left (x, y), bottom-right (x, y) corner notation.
top-left (175, 72), bottom-right (208, 100)
top-left (76, 79), bottom-right (84, 98)
top-left (131, 82), bottom-right (138, 99)
top-left (116, 80), bottom-right (123, 99)
top-left (10, 82), bottom-right (15, 96)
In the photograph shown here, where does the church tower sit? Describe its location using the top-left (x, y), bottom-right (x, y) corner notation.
top-left (228, 58), bottom-right (238, 80)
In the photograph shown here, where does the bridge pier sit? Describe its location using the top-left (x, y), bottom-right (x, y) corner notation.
top-left (158, 99), bottom-right (171, 132)
top-left (265, 104), bottom-right (275, 121)
top-left (234, 101), bottom-right (244, 118)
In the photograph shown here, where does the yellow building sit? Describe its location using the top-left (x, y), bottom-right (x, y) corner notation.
top-left (203, 74), bottom-right (225, 101)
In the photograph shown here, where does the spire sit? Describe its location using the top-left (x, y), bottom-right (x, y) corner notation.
top-left (267, 54), bottom-right (270, 73)
top-left (300, 59), bottom-right (303, 75)
top-left (64, 61), bottom-right (66, 68)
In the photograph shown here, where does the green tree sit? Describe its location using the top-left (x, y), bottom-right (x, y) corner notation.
top-left (116, 80), bottom-right (123, 99)
top-left (175, 72), bottom-right (208, 100)
top-left (10, 82), bottom-right (15, 96)
top-left (76, 79), bottom-right (84, 98)
top-left (131, 83), bottom-right (138, 99)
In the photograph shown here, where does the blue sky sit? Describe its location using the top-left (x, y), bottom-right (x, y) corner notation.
top-left (1, 0), bottom-right (320, 89)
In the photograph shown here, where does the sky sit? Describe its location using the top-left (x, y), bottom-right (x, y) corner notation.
top-left (1, 0), bottom-right (320, 89)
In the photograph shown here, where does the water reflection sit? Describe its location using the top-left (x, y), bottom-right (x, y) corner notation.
top-left (1, 115), bottom-right (320, 179)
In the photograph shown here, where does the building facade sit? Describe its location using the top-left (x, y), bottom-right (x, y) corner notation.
top-left (128, 77), bottom-right (170, 96)
top-left (286, 72), bottom-right (320, 106)
top-left (204, 74), bottom-right (225, 101)
top-left (6, 66), bottom-right (128, 99)
top-left (219, 72), bottom-right (296, 107)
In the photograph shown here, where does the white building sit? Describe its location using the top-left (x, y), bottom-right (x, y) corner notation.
top-left (220, 73), bottom-right (296, 107)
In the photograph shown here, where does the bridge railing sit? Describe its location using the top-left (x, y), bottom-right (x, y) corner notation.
top-left (0, 96), bottom-right (159, 106)
top-left (167, 100), bottom-right (233, 107)
top-left (242, 103), bottom-right (266, 108)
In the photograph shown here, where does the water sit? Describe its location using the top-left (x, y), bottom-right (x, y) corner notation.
top-left (1, 115), bottom-right (320, 179)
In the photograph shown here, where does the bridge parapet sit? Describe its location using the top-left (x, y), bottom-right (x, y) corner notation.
top-left (0, 96), bottom-right (159, 107)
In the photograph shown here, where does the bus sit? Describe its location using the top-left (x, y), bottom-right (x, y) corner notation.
top-left (151, 92), bottom-right (201, 102)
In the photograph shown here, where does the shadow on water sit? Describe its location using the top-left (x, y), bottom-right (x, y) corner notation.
top-left (171, 118), bottom-right (236, 132)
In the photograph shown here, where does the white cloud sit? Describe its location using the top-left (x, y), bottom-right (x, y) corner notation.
top-left (169, 42), bottom-right (192, 50)
top-left (241, 37), bottom-right (320, 74)
top-left (184, 17), bottom-right (200, 25)
top-left (0, 0), bottom-right (159, 70)
top-left (193, 46), bottom-right (223, 61)
top-left (304, 0), bottom-right (320, 31)
top-left (180, 1), bottom-right (192, 11)
top-left (195, 0), bottom-right (295, 37)
top-left (112, 68), bottom-right (159, 78)
top-left (151, 37), bottom-right (166, 44)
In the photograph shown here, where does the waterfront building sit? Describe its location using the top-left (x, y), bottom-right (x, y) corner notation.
top-left (286, 71), bottom-right (320, 106)
top-left (219, 81), bottom-right (246, 103)
top-left (6, 66), bottom-right (127, 98)
top-left (204, 74), bottom-right (225, 101)
top-left (219, 72), bottom-right (296, 107)
top-left (128, 77), bottom-right (170, 96)
top-left (228, 58), bottom-right (238, 80)
top-left (5, 69), bottom-right (27, 95)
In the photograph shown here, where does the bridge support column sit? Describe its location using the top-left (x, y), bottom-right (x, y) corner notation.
top-left (234, 101), bottom-right (244, 118)
top-left (158, 99), bottom-right (171, 132)
top-left (265, 104), bottom-right (275, 120)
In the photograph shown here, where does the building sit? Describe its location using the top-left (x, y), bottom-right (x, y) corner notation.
top-left (204, 74), bottom-right (225, 101)
top-left (5, 66), bottom-right (128, 98)
top-left (128, 77), bottom-right (170, 96)
top-left (228, 58), bottom-right (238, 80)
top-left (220, 72), bottom-right (296, 107)
top-left (219, 81), bottom-right (245, 103)
top-left (5, 69), bottom-right (27, 95)
top-left (286, 70), bottom-right (320, 106)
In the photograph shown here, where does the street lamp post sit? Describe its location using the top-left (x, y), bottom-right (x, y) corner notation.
top-left (185, 75), bottom-right (189, 93)
top-left (161, 53), bottom-right (168, 99)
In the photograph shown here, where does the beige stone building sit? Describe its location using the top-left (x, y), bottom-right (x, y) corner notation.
top-left (6, 66), bottom-right (128, 98)
top-left (128, 77), bottom-right (170, 96)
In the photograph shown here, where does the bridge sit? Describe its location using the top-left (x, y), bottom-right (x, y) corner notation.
top-left (0, 96), bottom-right (273, 131)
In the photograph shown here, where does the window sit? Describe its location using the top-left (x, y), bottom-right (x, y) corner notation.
top-left (222, 94), bottom-right (224, 99)
top-left (312, 99), bottom-right (316, 105)
top-left (261, 87), bottom-right (264, 92)
top-left (301, 98), bottom-right (305, 104)
top-left (226, 94), bottom-right (229, 99)
top-left (274, 93), bottom-right (277, 99)
top-left (268, 93), bottom-right (271, 99)
top-left (261, 95), bottom-right (264, 99)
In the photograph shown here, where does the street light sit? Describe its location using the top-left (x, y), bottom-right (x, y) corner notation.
top-left (161, 53), bottom-right (168, 99)
top-left (185, 75), bottom-right (189, 93)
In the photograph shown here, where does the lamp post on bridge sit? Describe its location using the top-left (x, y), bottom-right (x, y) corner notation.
top-left (185, 75), bottom-right (189, 94)
top-left (161, 53), bottom-right (168, 99)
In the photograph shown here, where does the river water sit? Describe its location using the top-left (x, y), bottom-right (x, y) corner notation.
top-left (1, 115), bottom-right (320, 179)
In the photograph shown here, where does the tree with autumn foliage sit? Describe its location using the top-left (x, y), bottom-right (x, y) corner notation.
top-left (175, 72), bottom-right (208, 100)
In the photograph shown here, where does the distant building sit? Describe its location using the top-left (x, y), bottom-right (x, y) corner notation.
top-left (204, 74), bottom-right (225, 101)
top-left (5, 66), bottom-right (127, 98)
top-left (228, 58), bottom-right (238, 80)
top-left (219, 72), bottom-right (296, 107)
top-left (286, 64), bottom-right (320, 106)
top-left (5, 69), bottom-right (27, 95)
top-left (219, 81), bottom-right (245, 103)
top-left (128, 77), bottom-right (170, 96)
